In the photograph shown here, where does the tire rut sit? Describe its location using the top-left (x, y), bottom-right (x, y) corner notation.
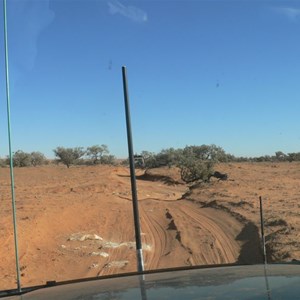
top-left (140, 204), bottom-right (173, 270)
top-left (168, 201), bottom-right (241, 265)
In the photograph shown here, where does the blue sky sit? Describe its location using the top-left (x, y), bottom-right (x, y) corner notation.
top-left (0, 0), bottom-right (300, 158)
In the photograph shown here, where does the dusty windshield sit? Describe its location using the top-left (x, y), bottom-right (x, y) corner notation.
top-left (1, 0), bottom-right (300, 291)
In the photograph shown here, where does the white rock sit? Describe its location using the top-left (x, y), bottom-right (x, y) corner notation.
top-left (89, 263), bottom-right (99, 269)
top-left (102, 241), bottom-right (121, 248)
top-left (79, 234), bottom-right (103, 241)
top-left (106, 260), bottom-right (128, 268)
top-left (68, 233), bottom-right (103, 242)
top-left (91, 251), bottom-right (109, 257)
top-left (142, 244), bottom-right (152, 251)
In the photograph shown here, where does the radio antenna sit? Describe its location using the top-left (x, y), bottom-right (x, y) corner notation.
top-left (259, 196), bottom-right (267, 264)
top-left (122, 66), bottom-right (144, 273)
top-left (3, 0), bottom-right (21, 292)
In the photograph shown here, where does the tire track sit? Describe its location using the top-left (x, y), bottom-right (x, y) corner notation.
top-left (140, 203), bottom-right (171, 270)
top-left (168, 201), bottom-right (241, 265)
top-left (110, 169), bottom-right (242, 269)
top-left (139, 199), bottom-right (242, 269)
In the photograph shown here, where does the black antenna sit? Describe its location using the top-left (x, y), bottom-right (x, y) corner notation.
top-left (259, 196), bottom-right (267, 264)
top-left (122, 66), bottom-right (144, 273)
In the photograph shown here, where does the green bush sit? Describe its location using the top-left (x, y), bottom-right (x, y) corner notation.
top-left (86, 144), bottom-right (109, 164)
top-left (0, 158), bottom-right (7, 167)
top-left (178, 154), bottom-right (214, 183)
top-left (100, 155), bottom-right (116, 165)
top-left (30, 152), bottom-right (46, 166)
top-left (11, 150), bottom-right (32, 167)
top-left (53, 147), bottom-right (85, 168)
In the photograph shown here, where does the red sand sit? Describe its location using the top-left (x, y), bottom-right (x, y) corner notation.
top-left (1, 162), bottom-right (298, 290)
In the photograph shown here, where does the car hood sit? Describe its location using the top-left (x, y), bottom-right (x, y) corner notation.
top-left (3, 264), bottom-right (300, 300)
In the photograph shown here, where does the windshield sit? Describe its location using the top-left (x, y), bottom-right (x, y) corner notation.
top-left (1, 0), bottom-right (300, 292)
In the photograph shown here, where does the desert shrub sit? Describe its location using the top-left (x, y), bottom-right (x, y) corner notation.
top-left (53, 147), bottom-right (85, 168)
top-left (100, 155), bottom-right (116, 165)
top-left (138, 145), bottom-right (229, 169)
top-left (177, 146), bottom-right (215, 183)
top-left (76, 159), bottom-right (92, 165)
top-left (234, 156), bottom-right (251, 162)
top-left (256, 155), bottom-right (273, 162)
top-left (0, 158), bottom-right (7, 167)
top-left (30, 151), bottom-right (46, 166)
top-left (275, 151), bottom-right (287, 162)
top-left (120, 158), bottom-right (129, 166)
top-left (137, 145), bottom-right (225, 182)
top-left (5, 150), bottom-right (47, 167)
top-left (182, 144), bottom-right (228, 162)
top-left (178, 155), bottom-right (214, 183)
top-left (156, 148), bottom-right (183, 167)
top-left (140, 151), bottom-right (159, 168)
top-left (225, 153), bottom-right (237, 162)
top-left (11, 150), bottom-right (32, 167)
top-left (86, 144), bottom-right (109, 164)
top-left (287, 152), bottom-right (300, 162)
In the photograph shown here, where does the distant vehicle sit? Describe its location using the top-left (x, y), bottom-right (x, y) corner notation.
top-left (134, 155), bottom-right (145, 169)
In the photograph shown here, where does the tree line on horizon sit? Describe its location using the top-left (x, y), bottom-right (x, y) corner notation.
top-left (139, 148), bottom-right (300, 167)
top-left (0, 144), bottom-right (116, 168)
top-left (137, 147), bottom-right (300, 183)
top-left (0, 145), bottom-right (299, 183)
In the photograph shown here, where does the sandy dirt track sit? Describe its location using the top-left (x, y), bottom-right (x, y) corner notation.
top-left (3, 162), bottom-right (294, 290)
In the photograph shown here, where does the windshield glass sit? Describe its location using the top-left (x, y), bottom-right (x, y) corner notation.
top-left (1, 0), bottom-right (300, 291)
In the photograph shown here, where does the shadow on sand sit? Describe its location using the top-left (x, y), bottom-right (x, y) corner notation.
top-left (236, 222), bottom-right (264, 264)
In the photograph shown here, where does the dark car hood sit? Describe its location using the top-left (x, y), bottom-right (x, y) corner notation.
top-left (3, 264), bottom-right (300, 300)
